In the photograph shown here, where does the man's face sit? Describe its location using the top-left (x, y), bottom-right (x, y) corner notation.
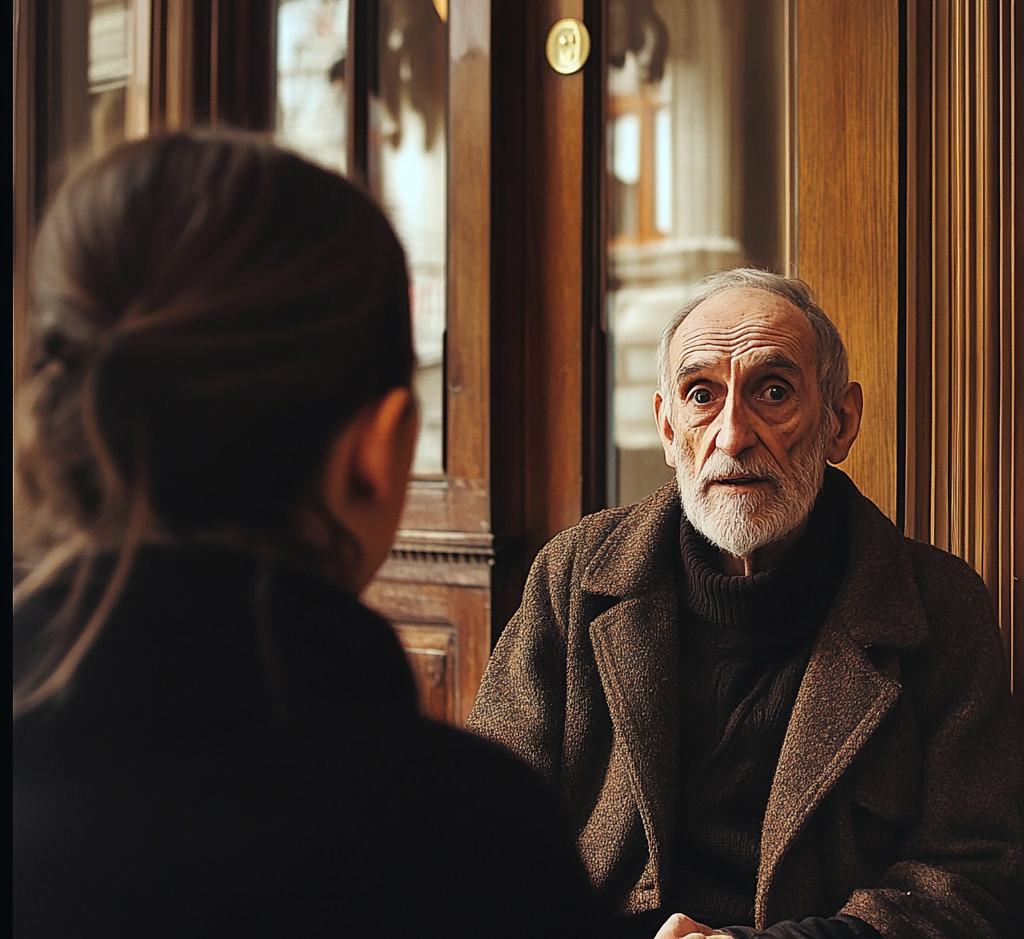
top-left (655, 287), bottom-right (832, 559)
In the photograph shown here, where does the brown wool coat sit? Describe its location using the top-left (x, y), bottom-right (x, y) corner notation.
top-left (467, 469), bottom-right (1024, 938)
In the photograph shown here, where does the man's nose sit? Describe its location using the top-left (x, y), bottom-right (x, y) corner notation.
top-left (713, 393), bottom-right (758, 457)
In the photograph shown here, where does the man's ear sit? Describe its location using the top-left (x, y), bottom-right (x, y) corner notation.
top-left (827, 381), bottom-right (863, 464)
top-left (653, 390), bottom-right (678, 468)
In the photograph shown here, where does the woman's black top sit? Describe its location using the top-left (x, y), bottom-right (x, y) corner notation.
top-left (14, 544), bottom-right (606, 938)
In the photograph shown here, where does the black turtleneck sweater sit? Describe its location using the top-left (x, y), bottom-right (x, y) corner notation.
top-left (646, 481), bottom-right (882, 939)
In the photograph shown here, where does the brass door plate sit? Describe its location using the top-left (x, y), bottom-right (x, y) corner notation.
top-left (546, 18), bottom-right (591, 75)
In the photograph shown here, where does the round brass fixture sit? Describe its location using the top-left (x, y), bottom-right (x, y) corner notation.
top-left (545, 18), bottom-right (591, 75)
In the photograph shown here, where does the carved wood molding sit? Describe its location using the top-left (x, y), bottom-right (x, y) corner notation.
top-left (906, 0), bottom-right (1018, 684)
top-left (376, 529), bottom-right (496, 587)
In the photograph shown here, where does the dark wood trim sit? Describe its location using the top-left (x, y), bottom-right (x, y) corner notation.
top-left (150, 0), bottom-right (273, 133)
top-left (581, 0), bottom-right (607, 516)
top-left (13, 0), bottom-right (36, 393)
top-left (444, 0), bottom-right (492, 500)
top-left (489, 0), bottom-right (530, 636)
top-left (346, 0), bottom-right (372, 183)
top-left (211, 0), bottom-right (275, 130)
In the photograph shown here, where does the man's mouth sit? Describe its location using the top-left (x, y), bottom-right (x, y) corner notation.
top-left (707, 475), bottom-right (772, 491)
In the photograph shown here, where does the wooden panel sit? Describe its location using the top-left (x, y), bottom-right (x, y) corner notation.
top-left (365, 543), bottom-right (492, 725)
top-left (394, 624), bottom-right (456, 723)
top-left (795, 0), bottom-right (899, 520)
top-left (905, 0), bottom-right (1019, 695)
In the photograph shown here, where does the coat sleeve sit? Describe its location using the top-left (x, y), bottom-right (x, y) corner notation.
top-left (840, 549), bottom-right (1024, 939)
top-left (466, 529), bottom-right (582, 790)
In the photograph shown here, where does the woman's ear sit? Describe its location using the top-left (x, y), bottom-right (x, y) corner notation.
top-left (346, 387), bottom-right (417, 506)
top-left (320, 387), bottom-right (418, 591)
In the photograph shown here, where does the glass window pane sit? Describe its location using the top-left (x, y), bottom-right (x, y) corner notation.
top-left (274, 0), bottom-right (349, 175)
top-left (274, 0), bottom-right (448, 477)
top-left (369, 0), bottom-right (448, 476)
top-left (39, 0), bottom-right (144, 207)
top-left (606, 0), bottom-right (786, 506)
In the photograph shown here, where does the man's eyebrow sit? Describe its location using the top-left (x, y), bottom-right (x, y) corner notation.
top-left (674, 359), bottom-right (716, 383)
top-left (758, 354), bottom-right (802, 375)
top-left (673, 353), bottom-right (803, 385)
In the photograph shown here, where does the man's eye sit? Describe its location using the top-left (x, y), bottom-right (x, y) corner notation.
top-left (690, 388), bottom-right (713, 405)
top-left (764, 385), bottom-right (787, 402)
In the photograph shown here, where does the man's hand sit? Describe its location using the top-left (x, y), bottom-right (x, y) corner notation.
top-left (653, 912), bottom-right (733, 939)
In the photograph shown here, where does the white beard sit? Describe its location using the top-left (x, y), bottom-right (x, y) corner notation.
top-left (673, 414), bottom-right (831, 559)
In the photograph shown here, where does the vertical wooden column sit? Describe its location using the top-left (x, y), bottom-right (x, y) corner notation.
top-left (125, 0), bottom-right (152, 139)
top-left (793, 0), bottom-right (900, 522)
top-left (151, 0), bottom-right (273, 134)
top-left (906, 0), bottom-right (1019, 689)
top-left (521, 0), bottom-right (586, 554)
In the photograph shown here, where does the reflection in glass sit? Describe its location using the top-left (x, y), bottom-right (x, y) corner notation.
top-left (39, 0), bottom-right (144, 205)
top-left (606, 0), bottom-right (786, 505)
top-left (275, 0), bottom-right (349, 174)
top-left (274, 0), bottom-right (448, 476)
top-left (369, 0), bottom-right (448, 475)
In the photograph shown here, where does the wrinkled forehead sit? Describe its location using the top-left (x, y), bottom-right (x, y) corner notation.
top-left (669, 287), bottom-right (818, 376)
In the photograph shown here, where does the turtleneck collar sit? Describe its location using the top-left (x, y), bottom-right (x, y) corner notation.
top-left (678, 472), bottom-right (849, 653)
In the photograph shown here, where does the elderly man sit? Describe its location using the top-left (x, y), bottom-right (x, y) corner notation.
top-left (468, 270), bottom-right (1023, 939)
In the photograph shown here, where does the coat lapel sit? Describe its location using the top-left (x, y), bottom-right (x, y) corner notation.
top-left (584, 484), bottom-right (682, 891)
top-left (756, 617), bottom-right (901, 918)
top-left (756, 470), bottom-right (930, 924)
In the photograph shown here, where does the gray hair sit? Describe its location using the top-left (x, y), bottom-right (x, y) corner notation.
top-left (656, 268), bottom-right (849, 413)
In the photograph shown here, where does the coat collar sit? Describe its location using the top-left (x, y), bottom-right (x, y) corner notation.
top-left (582, 482), bottom-right (682, 598)
top-left (583, 468), bottom-right (931, 650)
top-left (578, 468), bottom-right (932, 913)
top-left (825, 468), bottom-right (929, 650)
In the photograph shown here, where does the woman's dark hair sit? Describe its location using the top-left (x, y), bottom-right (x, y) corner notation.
top-left (14, 130), bottom-right (413, 713)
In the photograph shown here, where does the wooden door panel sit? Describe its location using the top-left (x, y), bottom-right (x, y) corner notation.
top-left (394, 624), bottom-right (457, 723)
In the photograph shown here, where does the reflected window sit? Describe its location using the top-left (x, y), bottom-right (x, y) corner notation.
top-left (369, 0), bottom-right (448, 476)
top-left (275, 0), bottom-right (349, 174)
top-left (274, 0), bottom-right (448, 477)
top-left (606, 0), bottom-right (786, 505)
top-left (36, 0), bottom-right (148, 209)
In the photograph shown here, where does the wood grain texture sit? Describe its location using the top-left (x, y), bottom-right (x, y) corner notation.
top-left (365, 577), bottom-right (491, 725)
top-left (1000, 0), bottom-right (1020, 700)
top-left (905, 0), bottom-right (1020, 696)
top-left (446, 2), bottom-right (491, 489)
top-left (522, 0), bottom-right (587, 551)
top-left (795, 0), bottom-right (899, 520)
